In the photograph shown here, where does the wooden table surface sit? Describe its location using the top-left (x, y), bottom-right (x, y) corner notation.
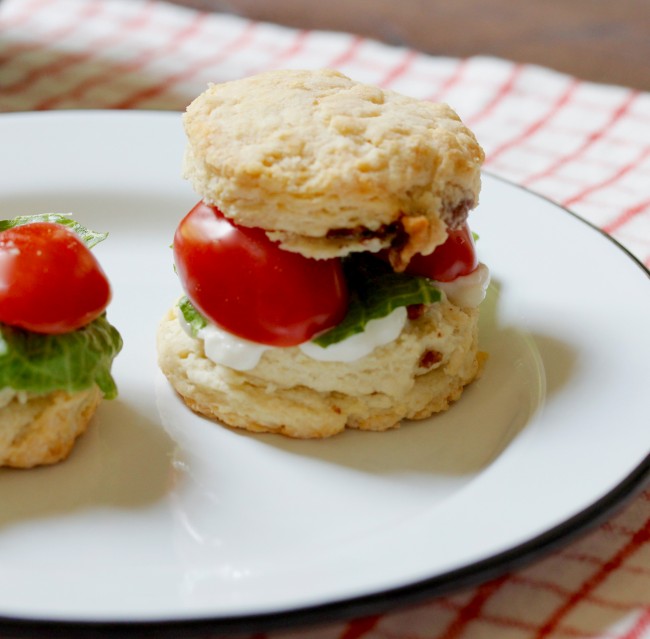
top-left (171, 0), bottom-right (650, 91)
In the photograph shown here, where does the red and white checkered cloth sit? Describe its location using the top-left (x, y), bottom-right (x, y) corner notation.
top-left (1, 0), bottom-right (650, 637)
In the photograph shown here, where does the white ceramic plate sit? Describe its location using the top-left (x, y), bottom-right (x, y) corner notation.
top-left (0, 111), bottom-right (648, 636)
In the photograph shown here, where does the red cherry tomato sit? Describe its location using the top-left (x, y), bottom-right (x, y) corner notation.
top-left (404, 222), bottom-right (478, 282)
top-left (174, 202), bottom-right (348, 347)
top-left (0, 222), bottom-right (112, 334)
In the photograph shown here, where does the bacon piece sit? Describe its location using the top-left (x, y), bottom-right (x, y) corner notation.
top-left (407, 304), bottom-right (426, 320)
top-left (325, 222), bottom-right (400, 242)
top-left (419, 349), bottom-right (443, 369)
top-left (443, 198), bottom-right (474, 229)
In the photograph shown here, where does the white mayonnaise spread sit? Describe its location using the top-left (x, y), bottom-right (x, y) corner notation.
top-left (0, 388), bottom-right (15, 409)
top-left (178, 263), bottom-right (490, 372)
top-left (434, 263), bottom-right (490, 308)
top-left (299, 307), bottom-right (407, 363)
top-left (189, 320), bottom-right (270, 372)
top-left (177, 306), bottom-right (407, 372)
top-left (0, 387), bottom-right (33, 409)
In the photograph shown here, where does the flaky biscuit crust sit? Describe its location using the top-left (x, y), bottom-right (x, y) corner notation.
top-left (0, 386), bottom-right (102, 469)
top-left (157, 302), bottom-right (482, 439)
top-left (183, 69), bottom-right (484, 264)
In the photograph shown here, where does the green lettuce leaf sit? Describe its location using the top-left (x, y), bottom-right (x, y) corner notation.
top-left (178, 296), bottom-right (207, 337)
top-left (0, 314), bottom-right (123, 399)
top-left (0, 213), bottom-right (107, 248)
top-left (312, 254), bottom-right (442, 347)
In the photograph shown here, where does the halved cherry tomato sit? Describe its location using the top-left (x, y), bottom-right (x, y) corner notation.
top-left (0, 222), bottom-right (112, 334)
top-left (174, 202), bottom-right (348, 347)
top-left (404, 222), bottom-right (478, 282)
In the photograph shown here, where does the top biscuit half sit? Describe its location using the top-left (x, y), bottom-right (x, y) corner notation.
top-left (182, 69), bottom-right (484, 269)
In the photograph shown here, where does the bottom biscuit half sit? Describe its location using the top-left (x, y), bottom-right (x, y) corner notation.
top-left (157, 303), bottom-right (483, 439)
top-left (0, 386), bottom-right (102, 468)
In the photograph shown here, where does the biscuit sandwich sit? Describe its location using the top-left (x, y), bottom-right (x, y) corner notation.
top-left (157, 69), bottom-right (489, 438)
top-left (0, 215), bottom-right (122, 468)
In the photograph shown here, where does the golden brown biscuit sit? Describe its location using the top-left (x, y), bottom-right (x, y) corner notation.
top-left (182, 69), bottom-right (484, 268)
top-left (161, 70), bottom-right (488, 438)
top-left (157, 301), bottom-right (482, 439)
top-left (0, 386), bottom-right (102, 468)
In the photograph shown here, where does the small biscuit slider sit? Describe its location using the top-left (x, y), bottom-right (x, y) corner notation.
top-left (157, 69), bottom-right (489, 438)
top-left (0, 215), bottom-right (122, 468)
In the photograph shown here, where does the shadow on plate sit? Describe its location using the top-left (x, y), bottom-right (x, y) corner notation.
top-left (241, 327), bottom-right (576, 478)
top-left (0, 400), bottom-right (175, 528)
